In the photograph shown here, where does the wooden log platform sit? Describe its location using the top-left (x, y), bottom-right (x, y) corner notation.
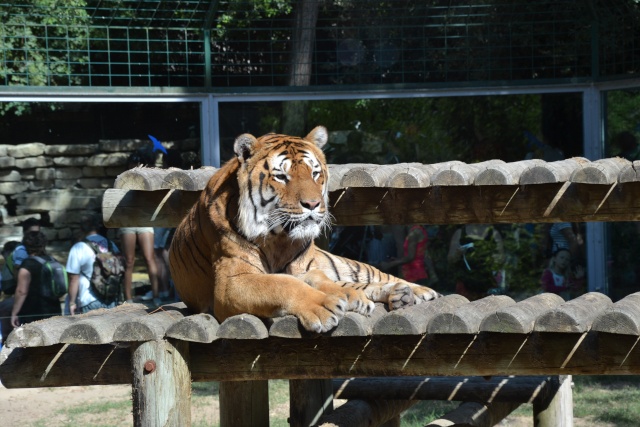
top-left (102, 157), bottom-right (640, 227)
top-left (2, 291), bottom-right (640, 389)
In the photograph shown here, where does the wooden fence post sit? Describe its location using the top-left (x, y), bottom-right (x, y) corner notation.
top-left (131, 339), bottom-right (191, 427)
top-left (533, 375), bottom-right (574, 427)
top-left (290, 379), bottom-right (334, 427)
top-left (219, 380), bottom-right (269, 427)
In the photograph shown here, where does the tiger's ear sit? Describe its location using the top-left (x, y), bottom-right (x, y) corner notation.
top-left (233, 134), bottom-right (259, 162)
top-left (305, 126), bottom-right (328, 149)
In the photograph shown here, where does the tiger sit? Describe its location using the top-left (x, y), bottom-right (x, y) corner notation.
top-left (169, 126), bottom-right (440, 333)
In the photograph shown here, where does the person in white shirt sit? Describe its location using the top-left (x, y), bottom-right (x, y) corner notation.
top-left (66, 214), bottom-right (120, 315)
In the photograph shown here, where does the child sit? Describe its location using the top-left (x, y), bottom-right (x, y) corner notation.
top-left (540, 248), bottom-right (585, 300)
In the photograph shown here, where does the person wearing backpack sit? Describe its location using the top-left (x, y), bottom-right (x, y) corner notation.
top-left (1, 217), bottom-right (41, 295)
top-left (66, 214), bottom-right (123, 314)
top-left (10, 231), bottom-right (63, 327)
top-left (1, 218), bottom-right (42, 339)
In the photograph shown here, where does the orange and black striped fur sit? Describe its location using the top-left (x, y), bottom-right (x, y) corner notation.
top-left (169, 126), bottom-right (440, 332)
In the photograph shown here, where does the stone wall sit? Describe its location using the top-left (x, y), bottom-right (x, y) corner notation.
top-left (0, 138), bottom-right (200, 249)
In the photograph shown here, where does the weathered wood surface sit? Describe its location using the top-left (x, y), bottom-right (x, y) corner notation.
top-left (104, 172), bottom-right (640, 228)
top-left (333, 376), bottom-right (557, 403)
top-left (2, 292), bottom-right (640, 388)
top-left (424, 401), bottom-right (521, 427)
top-left (533, 375), bottom-right (574, 427)
top-left (314, 399), bottom-right (416, 427)
top-left (219, 381), bottom-right (269, 427)
top-left (113, 158), bottom-right (640, 192)
top-left (290, 379), bottom-right (334, 427)
top-left (3, 292), bottom-right (632, 350)
top-left (131, 339), bottom-right (191, 427)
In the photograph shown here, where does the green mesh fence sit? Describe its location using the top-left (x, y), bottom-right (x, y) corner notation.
top-left (0, 0), bottom-right (639, 89)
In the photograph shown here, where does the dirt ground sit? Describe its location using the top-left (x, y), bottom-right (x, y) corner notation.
top-left (0, 383), bottom-right (221, 427)
top-left (0, 382), bottom-right (612, 427)
top-left (0, 383), bottom-right (134, 426)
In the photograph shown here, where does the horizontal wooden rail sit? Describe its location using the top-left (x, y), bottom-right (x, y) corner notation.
top-left (102, 157), bottom-right (640, 227)
top-left (102, 181), bottom-right (640, 227)
top-left (2, 330), bottom-right (638, 388)
top-left (2, 292), bottom-right (640, 388)
top-left (5, 292), bottom-right (638, 347)
top-left (332, 376), bottom-right (556, 403)
top-left (114, 157), bottom-right (640, 192)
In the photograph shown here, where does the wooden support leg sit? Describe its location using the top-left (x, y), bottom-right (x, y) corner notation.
top-left (131, 339), bottom-right (191, 427)
top-left (290, 379), bottom-right (334, 427)
top-left (219, 380), bottom-right (269, 427)
top-left (534, 375), bottom-right (574, 427)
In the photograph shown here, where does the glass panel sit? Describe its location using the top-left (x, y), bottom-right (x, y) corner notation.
top-left (0, 101), bottom-right (201, 237)
top-left (218, 94), bottom-right (586, 300)
top-left (604, 88), bottom-right (640, 300)
top-left (0, 102), bottom-right (200, 145)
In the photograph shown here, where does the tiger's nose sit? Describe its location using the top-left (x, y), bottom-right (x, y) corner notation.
top-left (301, 199), bottom-right (320, 210)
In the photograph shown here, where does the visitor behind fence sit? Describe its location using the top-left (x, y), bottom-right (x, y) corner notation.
top-left (447, 224), bottom-right (505, 301)
top-left (380, 225), bottom-right (438, 286)
top-left (1, 217), bottom-right (41, 295)
top-left (153, 148), bottom-right (182, 302)
top-left (1, 218), bottom-right (41, 340)
top-left (66, 214), bottom-right (122, 315)
top-left (11, 231), bottom-right (62, 327)
top-left (540, 247), bottom-right (585, 300)
top-left (0, 241), bottom-right (20, 346)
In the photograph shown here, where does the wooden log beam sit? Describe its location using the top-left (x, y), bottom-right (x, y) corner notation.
top-left (592, 293), bottom-right (640, 335)
top-left (427, 295), bottom-right (516, 334)
top-left (102, 181), bottom-right (640, 228)
top-left (533, 292), bottom-right (612, 333)
top-left (424, 401), bottom-right (521, 427)
top-left (332, 376), bottom-right (556, 404)
top-left (313, 399), bottom-right (416, 427)
top-left (111, 158), bottom-right (640, 193)
top-left (3, 330), bottom-right (640, 388)
top-left (103, 189), bottom-right (199, 228)
top-left (480, 293), bottom-right (565, 334)
top-left (373, 294), bottom-right (468, 335)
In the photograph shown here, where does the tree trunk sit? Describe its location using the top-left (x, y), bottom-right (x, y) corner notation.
top-left (283, 0), bottom-right (319, 136)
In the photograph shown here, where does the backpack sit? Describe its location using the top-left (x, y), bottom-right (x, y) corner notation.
top-left (83, 239), bottom-right (125, 303)
top-left (30, 255), bottom-right (69, 300)
top-left (0, 250), bottom-right (17, 295)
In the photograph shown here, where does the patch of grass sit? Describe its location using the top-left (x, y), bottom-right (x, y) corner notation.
top-left (192, 381), bottom-right (219, 397)
top-left (573, 376), bottom-right (640, 427)
top-left (29, 400), bottom-right (134, 427)
top-left (60, 399), bottom-right (131, 417)
top-left (400, 400), bottom-right (459, 426)
top-left (25, 376), bottom-right (640, 426)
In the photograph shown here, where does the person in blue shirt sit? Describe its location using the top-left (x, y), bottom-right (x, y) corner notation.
top-left (10, 217), bottom-right (41, 267)
top-left (0, 217), bottom-right (41, 344)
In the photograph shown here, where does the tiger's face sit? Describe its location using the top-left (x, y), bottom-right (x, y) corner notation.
top-left (234, 126), bottom-right (330, 242)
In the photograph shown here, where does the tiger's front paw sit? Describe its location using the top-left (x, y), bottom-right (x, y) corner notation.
top-left (340, 287), bottom-right (375, 316)
top-left (412, 285), bottom-right (441, 304)
top-left (295, 294), bottom-right (347, 333)
top-left (388, 282), bottom-right (415, 310)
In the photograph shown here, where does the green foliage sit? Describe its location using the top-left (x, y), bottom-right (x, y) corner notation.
top-left (500, 224), bottom-right (546, 296)
top-left (304, 95), bottom-right (541, 164)
top-left (0, 0), bottom-right (90, 115)
top-left (606, 89), bottom-right (640, 155)
top-left (572, 376), bottom-right (640, 427)
top-left (215, 0), bottom-right (293, 35)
